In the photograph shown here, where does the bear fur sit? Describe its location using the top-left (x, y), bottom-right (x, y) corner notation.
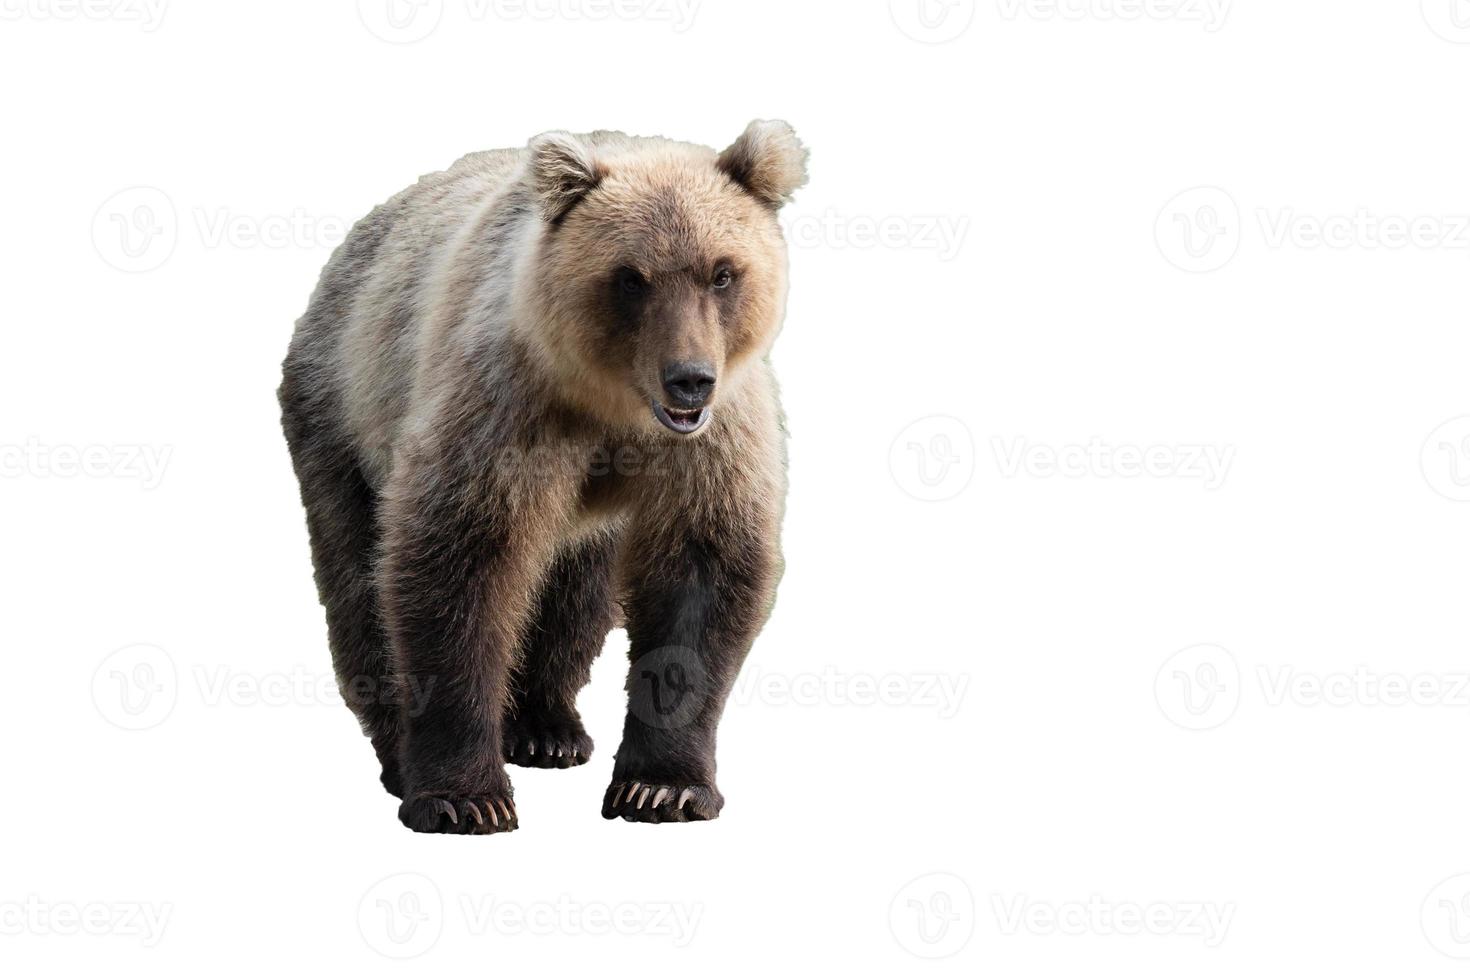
top-left (278, 121), bottom-right (805, 833)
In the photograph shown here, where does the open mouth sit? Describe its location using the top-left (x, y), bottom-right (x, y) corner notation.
top-left (651, 401), bottom-right (710, 435)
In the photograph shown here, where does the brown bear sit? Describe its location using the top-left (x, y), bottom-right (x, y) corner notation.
top-left (278, 121), bottom-right (805, 834)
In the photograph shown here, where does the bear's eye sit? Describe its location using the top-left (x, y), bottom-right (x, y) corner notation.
top-left (615, 267), bottom-right (647, 298)
top-left (711, 266), bottom-right (735, 290)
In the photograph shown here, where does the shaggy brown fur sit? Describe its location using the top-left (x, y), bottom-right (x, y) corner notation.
top-left (279, 121), bottom-right (805, 834)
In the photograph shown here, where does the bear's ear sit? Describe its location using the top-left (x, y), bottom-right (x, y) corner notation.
top-left (716, 119), bottom-right (808, 209)
top-left (527, 131), bottom-right (603, 223)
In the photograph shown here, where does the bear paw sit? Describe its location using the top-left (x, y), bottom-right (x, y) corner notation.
top-left (398, 793), bottom-right (518, 835)
top-left (503, 719), bottom-right (592, 769)
top-left (601, 780), bottom-right (723, 823)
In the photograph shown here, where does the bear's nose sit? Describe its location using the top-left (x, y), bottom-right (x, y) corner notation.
top-left (661, 361), bottom-right (716, 408)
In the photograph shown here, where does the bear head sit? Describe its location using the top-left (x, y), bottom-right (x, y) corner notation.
top-left (514, 120), bottom-right (807, 437)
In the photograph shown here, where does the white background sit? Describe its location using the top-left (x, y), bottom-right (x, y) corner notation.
top-left (4, 0), bottom-right (1470, 974)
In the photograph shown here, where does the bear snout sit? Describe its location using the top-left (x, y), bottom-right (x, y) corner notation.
top-left (660, 361), bottom-right (716, 410)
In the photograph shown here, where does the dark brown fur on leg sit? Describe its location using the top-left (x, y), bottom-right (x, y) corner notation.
top-left (504, 531), bottom-right (619, 768)
top-left (381, 476), bottom-right (522, 834)
top-left (379, 412), bottom-right (585, 835)
top-left (279, 367), bottom-right (405, 798)
top-left (602, 509), bottom-right (778, 824)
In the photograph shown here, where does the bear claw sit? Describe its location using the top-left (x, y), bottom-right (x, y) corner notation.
top-left (399, 793), bottom-right (518, 835)
top-left (601, 780), bottom-right (722, 823)
top-left (504, 720), bottom-right (592, 769)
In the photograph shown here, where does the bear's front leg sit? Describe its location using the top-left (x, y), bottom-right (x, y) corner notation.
top-left (603, 508), bottom-right (780, 824)
top-left (379, 460), bottom-right (556, 835)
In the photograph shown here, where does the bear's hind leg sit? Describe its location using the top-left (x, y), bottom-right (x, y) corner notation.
top-left (504, 531), bottom-right (619, 769)
top-left (280, 380), bottom-right (404, 798)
